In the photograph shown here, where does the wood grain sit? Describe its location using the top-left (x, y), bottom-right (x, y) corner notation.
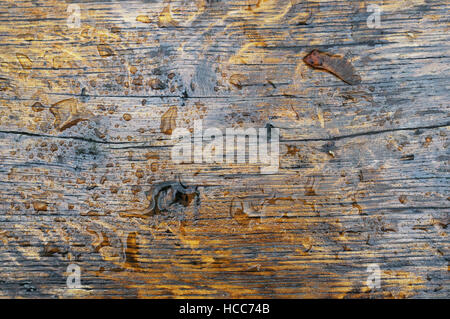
top-left (0, 0), bottom-right (448, 298)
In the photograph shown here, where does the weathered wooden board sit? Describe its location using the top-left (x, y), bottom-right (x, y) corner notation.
top-left (0, 0), bottom-right (448, 298)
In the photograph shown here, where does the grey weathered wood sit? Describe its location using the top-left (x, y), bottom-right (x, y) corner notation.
top-left (0, 0), bottom-right (448, 298)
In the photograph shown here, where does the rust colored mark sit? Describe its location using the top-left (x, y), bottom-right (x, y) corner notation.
top-left (352, 201), bottom-right (363, 215)
top-left (136, 15), bottom-right (151, 24)
top-left (303, 50), bottom-right (361, 85)
top-left (160, 106), bottom-right (177, 135)
top-left (16, 53), bottom-right (32, 69)
top-left (229, 199), bottom-right (251, 226)
top-left (86, 228), bottom-right (111, 253)
top-left (229, 74), bottom-right (248, 90)
top-left (32, 201), bottom-right (47, 212)
top-left (123, 113), bottom-right (132, 121)
top-left (399, 195), bottom-right (408, 204)
top-left (50, 98), bottom-right (88, 132)
top-left (145, 181), bottom-right (199, 215)
top-left (41, 243), bottom-right (61, 257)
top-left (31, 102), bottom-right (45, 112)
top-left (149, 78), bottom-right (166, 90)
top-left (125, 232), bottom-right (140, 267)
top-left (0, 76), bottom-right (11, 91)
top-left (59, 118), bottom-right (87, 132)
top-left (304, 176), bottom-right (317, 196)
top-left (158, 5), bottom-right (178, 27)
top-left (97, 44), bottom-right (114, 58)
top-left (119, 181), bottom-right (199, 219)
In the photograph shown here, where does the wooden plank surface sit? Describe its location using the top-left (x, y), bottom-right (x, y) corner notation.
top-left (0, 0), bottom-right (448, 298)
